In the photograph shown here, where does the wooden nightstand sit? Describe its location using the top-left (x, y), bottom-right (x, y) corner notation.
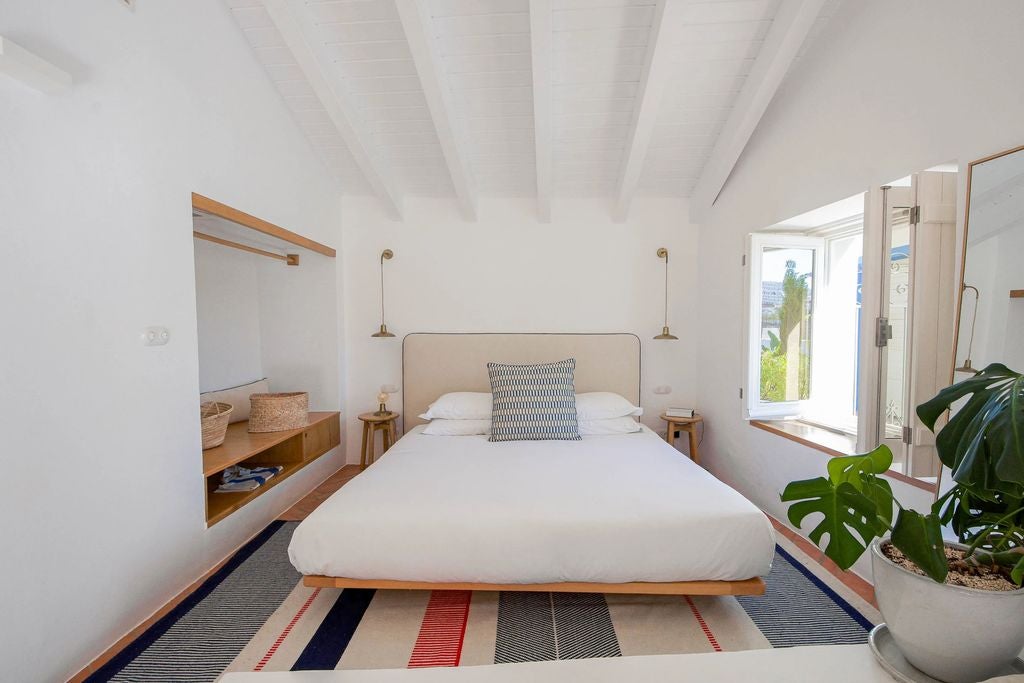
top-left (358, 411), bottom-right (399, 469)
top-left (660, 414), bottom-right (703, 464)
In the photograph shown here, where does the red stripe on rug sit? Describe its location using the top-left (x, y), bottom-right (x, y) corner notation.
top-left (254, 587), bottom-right (321, 671)
top-left (407, 590), bottom-right (472, 668)
top-left (684, 596), bottom-right (722, 652)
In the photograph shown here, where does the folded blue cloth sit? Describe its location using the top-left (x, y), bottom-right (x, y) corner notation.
top-left (215, 465), bottom-right (284, 493)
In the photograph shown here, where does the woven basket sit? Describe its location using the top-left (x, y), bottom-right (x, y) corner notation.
top-left (249, 392), bottom-right (308, 433)
top-left (200, 401), bottom-right (233, 450)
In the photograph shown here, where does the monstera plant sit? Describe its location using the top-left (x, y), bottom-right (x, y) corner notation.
top-left (781, 363), bottom-right (1024, 583)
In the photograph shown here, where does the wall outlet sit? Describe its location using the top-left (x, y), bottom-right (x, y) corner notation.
top-left (141, 326), bottom-right (169, 346)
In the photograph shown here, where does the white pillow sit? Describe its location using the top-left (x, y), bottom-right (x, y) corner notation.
top-left (419, 392), bottom-right (492, 420)
top-left (575, 392), bottom-right (643, 421)
top-left (422, 419), bottom-right (490, 436)
top-left (579, 416), bottom-right (643, 436)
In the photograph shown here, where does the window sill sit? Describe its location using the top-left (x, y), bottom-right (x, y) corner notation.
top-left (750, 419), bottom-right (857, 457)
top-left (750, 419), bottom-right (936, 493)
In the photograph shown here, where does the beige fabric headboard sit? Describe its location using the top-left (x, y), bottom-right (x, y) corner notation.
top-left (403, 333), bottom-right (641, 426)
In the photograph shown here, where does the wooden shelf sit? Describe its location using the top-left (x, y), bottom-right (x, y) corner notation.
top-left (204, 411), bottom-right (340, 527)
top-left (203, 412), bottom-right (337, 476)
top-left (1011, 290), bottom-right (1024, 299)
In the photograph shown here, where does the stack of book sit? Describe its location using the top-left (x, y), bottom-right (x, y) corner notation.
top-left (665, 407), bottom-right (695, 418)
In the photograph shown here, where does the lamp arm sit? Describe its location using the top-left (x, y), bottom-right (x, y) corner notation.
top-left (379, 249), bottom-right (393, 327)
top-left (658, 248), bottom-right (669, 327)
top-left (962, 284), bottom-right (980, 363)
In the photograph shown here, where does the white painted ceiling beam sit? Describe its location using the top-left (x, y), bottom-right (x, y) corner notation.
top-left (529, 0), bottom-right (552, 223)
top-left (0, 36), bottom-right (71, 93)
top-left (612, 0), bottom-right (687, 223)
top-left (689, 0), bottom-right (827, 223)
top-left (259, 0), bottom-right (404, 221)
top-left (395, 0), bottom-right (478, 222)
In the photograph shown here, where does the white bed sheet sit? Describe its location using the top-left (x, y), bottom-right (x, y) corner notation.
top-left (288, 426), bottom-right (775, 583)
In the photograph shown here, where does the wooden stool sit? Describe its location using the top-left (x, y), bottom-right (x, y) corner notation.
top-left (358, 411), bottom-right (399, 469)
top-left (660, 414), bottom-right (704, 465)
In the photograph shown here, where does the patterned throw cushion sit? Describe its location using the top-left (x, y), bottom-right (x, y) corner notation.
top-left (487, 358), bottom-right (581, 442)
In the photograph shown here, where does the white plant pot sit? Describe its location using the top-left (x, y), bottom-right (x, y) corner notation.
top-left (871, 539), bottom-right (1024, 682)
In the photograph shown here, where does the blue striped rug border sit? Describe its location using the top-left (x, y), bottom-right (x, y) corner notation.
top-left (85, 520), bottom-right (287, 682)
top-left (774, 544), bottom-right (873, 631)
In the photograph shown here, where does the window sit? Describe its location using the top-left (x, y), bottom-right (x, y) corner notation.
top-left (745, 219), bottom-right (864, 431)
top-left (746, 234), bottom-right (823, 419)
top-left (745, 170), bottom-right (958, 487)
top-left (805, 229), bottom-right (863, 432)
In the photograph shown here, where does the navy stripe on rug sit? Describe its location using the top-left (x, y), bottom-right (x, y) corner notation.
top-left (736, 544), bottom-right (873, 647)
top-left (86, 521), bottom-right (287, 682)
top-left (291, 588), bottom-right (376, 670)
top-left (775, 545), bottom-right (874, 631)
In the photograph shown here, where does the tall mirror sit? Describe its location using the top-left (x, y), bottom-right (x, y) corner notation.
top-left (955, 145), bottom-right (1024, 378)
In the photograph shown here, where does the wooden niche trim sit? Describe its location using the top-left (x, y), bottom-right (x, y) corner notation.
top-left (191, 193), bottom-right (336, 258)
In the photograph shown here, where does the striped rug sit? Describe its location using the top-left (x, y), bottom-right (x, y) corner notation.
top-left (87, 522), bottom-right (877, 682)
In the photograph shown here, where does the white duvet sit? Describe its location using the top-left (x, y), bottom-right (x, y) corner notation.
top-left (288, 426), bottom-right (775, 583)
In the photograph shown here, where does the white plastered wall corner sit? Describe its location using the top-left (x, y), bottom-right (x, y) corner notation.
top-left (692, 0), bottom-right (1024, 579)
top-left (0, 2), bottom-right (344, 681)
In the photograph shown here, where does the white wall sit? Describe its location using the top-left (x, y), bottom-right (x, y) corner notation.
top-left (194, 240), bottom-right (264, 393)
top-left (694, 0), bottom-right (1024, 577)
top-left (0, 3), bottom-right (344, 681)
top-left (340, 197), bottom-right (698, 460)
top-left (258, 250), bottom-right (342, 411)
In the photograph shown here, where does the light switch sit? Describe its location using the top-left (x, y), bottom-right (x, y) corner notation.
top-left (141, 326), bottom-right (170, 346)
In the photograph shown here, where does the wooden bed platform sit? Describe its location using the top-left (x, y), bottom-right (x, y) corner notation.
top-left (303, 575), bottom-right (766, 596)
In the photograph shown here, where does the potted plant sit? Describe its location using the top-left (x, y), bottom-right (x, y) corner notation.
top-left (781, 363), bottom-right (1024, 683)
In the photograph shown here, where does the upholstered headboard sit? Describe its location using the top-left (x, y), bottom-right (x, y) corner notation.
top-left (402, 333), bottom-right (641, 426)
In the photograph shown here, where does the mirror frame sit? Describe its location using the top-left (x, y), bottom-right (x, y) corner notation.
top-left (952, 143), bottom-right (1024, 377)
top-left (942, 144), bottom-right (1024, 496)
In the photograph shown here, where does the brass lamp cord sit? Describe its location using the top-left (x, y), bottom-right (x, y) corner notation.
top-left (663, 252), bottom-right (669, 328)
top-left (658, 247), bottom-right (669, 327)
top-left (963, 284), bottom-right (980, 366)
top-left (379, 249), bottom-right (393, 328)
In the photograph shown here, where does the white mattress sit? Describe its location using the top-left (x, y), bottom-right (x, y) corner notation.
top-left (288, 426), bottom-right (775, 583)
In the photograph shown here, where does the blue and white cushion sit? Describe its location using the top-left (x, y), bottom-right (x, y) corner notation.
top-left (487, 358), bottom-right (581, 442)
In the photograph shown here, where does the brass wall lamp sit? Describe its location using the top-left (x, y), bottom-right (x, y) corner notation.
top-left (654, 247), bottom-right (678, 340)
top-left (372, 248), bottom-right (395, 338)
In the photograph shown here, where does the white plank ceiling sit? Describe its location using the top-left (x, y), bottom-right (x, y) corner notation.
top-left (225, 0), bottom-right (841, 220)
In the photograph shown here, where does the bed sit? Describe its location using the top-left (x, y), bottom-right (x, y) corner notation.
top-left (289, 333), bottom-right (775, 596)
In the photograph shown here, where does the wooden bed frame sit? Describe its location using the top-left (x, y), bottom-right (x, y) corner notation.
top-left (298, 334), bottom-right (768, 599)
top-left (303, 576), bottom-right (766, 596)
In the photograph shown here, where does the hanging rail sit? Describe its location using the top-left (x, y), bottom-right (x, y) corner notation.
top-left (193, 231), bottom-right (299, 266)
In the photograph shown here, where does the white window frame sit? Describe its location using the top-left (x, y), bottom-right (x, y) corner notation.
top-left (745, 232), bottom-right (824, 420)
top-left (800, 221), bottom-right (865, 434)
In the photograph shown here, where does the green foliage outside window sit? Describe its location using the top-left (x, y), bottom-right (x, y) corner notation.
top-left (760, 259), bottom-right (812, 402)
top-left (760, 347), bottom-right (810, 401)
